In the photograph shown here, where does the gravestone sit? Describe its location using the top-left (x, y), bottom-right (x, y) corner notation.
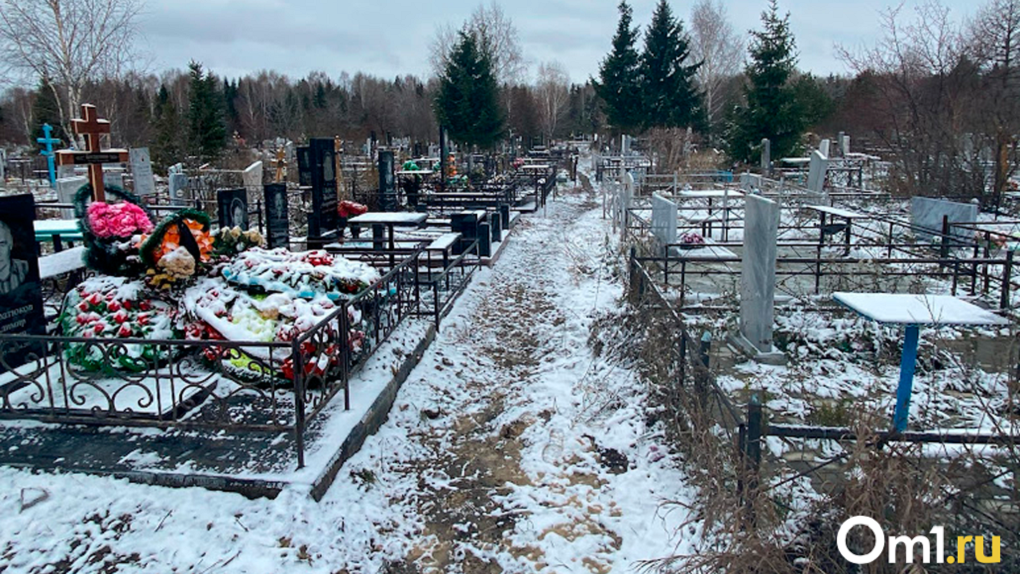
top-left (651, 193), bottom-right (678, 251)
top-left (242, 161), bottom-right (263, 193)
top-left (819, 139), bottom-right (831, 159)
top-left (56, 176), bottom-right (88, 217)
top-left (910, 197), bottom-right (979, 242)
top-left (0, 194), bottom-right (46, 373)
top-left (103, 170), bottom-right (124, 190)
top-left (297, 147), bottom-right (313, 187)
top-left (737, 195), bottom-right (782, 362)
top-left (841, 135), bottom-right (851, 156)
top-left (169, 173), bottom-right (189, 206)
top-left (304, 139), bottom-right (338, 241)
top-left (741, 172), bottom-right (763, 191)
top-left (807, 150), bottom-right (829, 193)
top-left (622, 135), bottom-right (631, 155)
top-left (378, 151), bottom-right (397, 212)
top-left (129, 148), bottom-right (155, 197)
top-left (57, 164), bottom-right (76, 180)
top-left (760, 138), bottom-right (771, 172)
top-left (217, 188), bottom-right (248, 230)
top-left (263, 183), bottom-right (290, 249)
top-left (0, 149), bottom-right (7, 185)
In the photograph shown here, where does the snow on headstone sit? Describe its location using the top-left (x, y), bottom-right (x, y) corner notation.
top-left (129, 148), bottom-right (155, 197)
top-left (739, 194), bottom-right (780, 356)
top-left (910, 197), bottom-right (979, 242)
top-left (807, 150), bottom-right (829, 193)
top-left (651, 193), bottom-right (678, 251)
top-left (242, 161), bottom-right (263, 193)
top-left (56, 176), bottom-right (88, 217)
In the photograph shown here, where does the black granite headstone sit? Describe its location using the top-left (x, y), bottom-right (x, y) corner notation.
top-left (0, 194), bottom-right (45, 373)
top-left (297, 147), bottom-right (313, 187)
top-left (263, 184), bottom-right (290, 250)
top-left (217, 188), bottom-right (248, 230)
top-left (378, 151), bottom-right (397, 212)
top-left (307, 138), bottom-right (338, 240)
top-left (450, 211), bottom-right (481, 256)
top-left (477, 222), bottom-right (492, 258)
top-left (490, 212), bottom-right (502, 243)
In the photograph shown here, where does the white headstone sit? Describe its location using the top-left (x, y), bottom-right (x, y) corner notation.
top-left (129, 148), bottom-right (156, 197)
top-left (168, 163), bottom-right (185, 176)
top-left (760, 138), bottom-right (771, 172)
top-left (819, 139), bottom-right (831, 159)
top-left (910, 197), bottom-right (979, 243)
top-left (242, 161), bottom-right (263, 192)
top-left (841, 135), bottom-right (851, 156)
top-left (651, 193), bottom-right (678, 251)
top-left (57, 164), bottom-right (76, 180)
top-left (103, 170), bottom-right (124, 190)
top-left (807, 150), bottom-right (829, 193)
top-left (739, 195), bottom-right (780, 356)
top-left (56, 176), bottom-right (88, 217)
top-left (741, 172), bottom-right (763, 191)
top-left (622, 135), bottom-right (631, 155)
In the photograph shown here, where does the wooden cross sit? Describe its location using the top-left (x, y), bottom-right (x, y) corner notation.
top-left (55, 104), bottom-right (128, 202)
top-left (274, 148), bottom-right (286, 183)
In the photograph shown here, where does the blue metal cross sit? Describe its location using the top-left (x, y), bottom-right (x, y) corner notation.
top-left (37, 123), bottom-right (61, 187)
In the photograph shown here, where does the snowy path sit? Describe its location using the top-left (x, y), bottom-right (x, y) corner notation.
top-left (0, 185), bottom-right (696, 573)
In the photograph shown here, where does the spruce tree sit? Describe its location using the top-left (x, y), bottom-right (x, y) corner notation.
top-left (727, 0), bottom-right (803, 163)
top-left (594, 2), bottom-right (643, 133)
top-left (639, 0), bottom-right (704, 130)
top-left (31, 78), bottom-right (63, 150)
top-left (434, 32), bottom-right (504, 149)
top-left (187, 61), bottom-right (226, 161)
top-left (151, 85), bottom-right (185, 171)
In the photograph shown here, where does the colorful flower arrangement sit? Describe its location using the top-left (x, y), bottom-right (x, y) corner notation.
top-left (139, 210), bottom-right (214, 290)
top-left (338, 201), bottom-right (368, 219)
top-left (59, 277), bottom-right (180, 372)
top-left (212, 226), bottom-right (264, 259)
top-left (220, 248), bottom-right (379, 298)
top-left (75, 184), bottom-right (155, 276)
top-left (680, 232), bottom-right (706, 247)
top-left (86, 202), bottom-right (154, 239)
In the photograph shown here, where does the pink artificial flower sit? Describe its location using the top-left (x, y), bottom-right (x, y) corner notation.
top-left (86, 202), bottom-right (154, 239)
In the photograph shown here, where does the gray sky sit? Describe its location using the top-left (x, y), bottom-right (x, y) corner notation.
top-left (138, 0), bottom-right (983, 84)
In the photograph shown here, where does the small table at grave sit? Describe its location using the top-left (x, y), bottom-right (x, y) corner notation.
top-left (805, 205), bottom-right (868, 255)
top-left (35, 219), bottom-right (83, 252)
top-left (347, 212), bottom-right (429, 267)
top-left (833, 292), bottom-right (1009, 432)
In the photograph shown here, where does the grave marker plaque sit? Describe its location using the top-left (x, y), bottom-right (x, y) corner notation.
top-left (0, 194), bottom-right (46, 373)
top-left (378, 151), bottom-right (396, 212)
top-left (306, 138), bottom-right (338, 239)
top-left (129, 148), bottom-right (156, 197)
top-left (264, 183), bottom-right (290, 249)
top-left (217, 188), bottom-right (249, 230)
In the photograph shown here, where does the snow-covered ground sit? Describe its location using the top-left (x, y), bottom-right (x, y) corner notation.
top-left (0, 180), bottom-right (698, 572)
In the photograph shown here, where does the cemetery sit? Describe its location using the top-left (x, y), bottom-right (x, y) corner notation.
top-left (0, 103), bottom-right (562, 500)
top-left (1, 0), bottom-right (1020, 570)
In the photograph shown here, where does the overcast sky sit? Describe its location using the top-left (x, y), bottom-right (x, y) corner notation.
top-left (137, 0), bottom-right (983, 84)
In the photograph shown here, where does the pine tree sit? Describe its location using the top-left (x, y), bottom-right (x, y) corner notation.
top-left (639, 0), bottom-right (704, 130)
top-left (595, 2), bottom-right (643, 133)
top-left (187, 61), bottom-right (226, 161)
top-left (151, 85), bottom-right (185, 171)
top-left (434, 32), bottom-right (505, 149)
top-left (727, 0), bottom-right (803, 163)
top-left (31, 78), bottom-right (63, 150)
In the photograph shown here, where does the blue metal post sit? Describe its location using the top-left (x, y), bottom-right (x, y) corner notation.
top-left (893, 325), bottom-right (921, 433)
top-left (37, 123), bottom-right (61, 187)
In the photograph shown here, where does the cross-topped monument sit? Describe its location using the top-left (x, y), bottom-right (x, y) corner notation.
top-left (37, 124), bottom-right (61, 188)
top-left (55, 104), bottom-right (128, 202)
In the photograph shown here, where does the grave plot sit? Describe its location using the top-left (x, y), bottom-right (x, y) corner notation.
top-left (0, 105), bottom-right (547, 499)
top-left (618, 152), bottom-right (1020, 564)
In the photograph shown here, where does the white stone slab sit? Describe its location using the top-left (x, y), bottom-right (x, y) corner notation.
top-left (833, 293), bottom-right (1008, 327)
top-left (129, 148), bottom-right (156, 197)
top-left (740, 194), bottom-right (780, 354)
top-left (910, 197), bottom-right (978, 242)
top-left (651, 193), bottom-right (678, 249)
